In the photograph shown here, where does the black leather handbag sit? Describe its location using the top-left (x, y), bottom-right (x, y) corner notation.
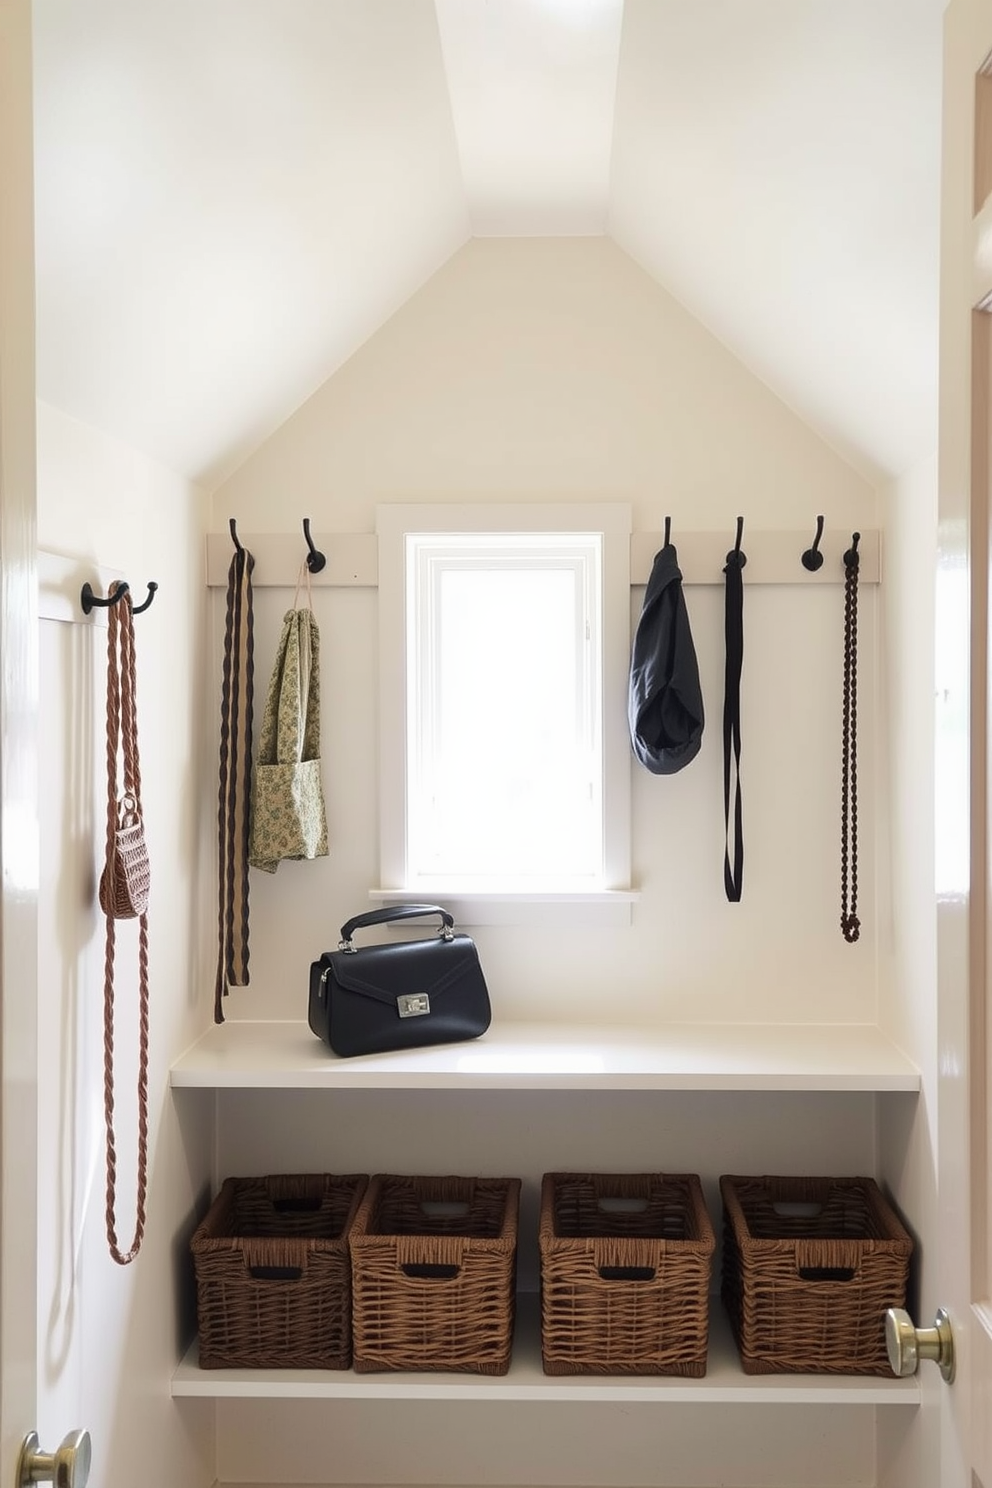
top-left (308, 904), bottom-right (492, 1058)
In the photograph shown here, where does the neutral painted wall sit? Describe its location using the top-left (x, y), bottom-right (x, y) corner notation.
top-left (212, 236), bottom-right (880, 1030)
top-left (207, 238), bottom-right (894, 1486)
top-left (35, 402), bottom-right (214, 1488)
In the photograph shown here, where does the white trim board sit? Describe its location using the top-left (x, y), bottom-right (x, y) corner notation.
top-left (38, 549), bottom-right (126, 625)
top-left (205, 529), bottom-right (880, 590)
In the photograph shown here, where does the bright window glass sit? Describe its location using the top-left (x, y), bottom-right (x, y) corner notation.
top-left (406, 534), bottom-right (603, 885)
top-left (376, 503), bottom-right (632, 917)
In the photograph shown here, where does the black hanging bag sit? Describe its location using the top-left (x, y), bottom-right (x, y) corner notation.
top-left (628, 536), bottom-right (705, 775)
top-left (308, 905), bottom-right (492, 1058)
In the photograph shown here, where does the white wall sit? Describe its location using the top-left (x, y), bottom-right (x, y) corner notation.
top-left (208, 237), bottom-right (895, 1486)
top-left (212, 235), bottom-right (880, 1029)
top-left (35, 402), bottom-right (214, 1488)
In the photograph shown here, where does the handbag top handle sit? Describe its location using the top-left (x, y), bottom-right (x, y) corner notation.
top-left (338, 904), bottom-right (455, 951)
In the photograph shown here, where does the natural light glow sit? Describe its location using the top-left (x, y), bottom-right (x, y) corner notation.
top-left (406, 533), bottom-right (603, 887)
top-left (935, 554), bottom-right (969, 898)
top-left (455, 1050), bottom-right (607, 1074)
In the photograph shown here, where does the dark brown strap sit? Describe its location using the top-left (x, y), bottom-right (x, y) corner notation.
top-left (841, 535), bottom-right (861, 943)
top-left (102, 583), bottom-right (149, 1265)
top-left (215, 547), bottom-right (255, 1021)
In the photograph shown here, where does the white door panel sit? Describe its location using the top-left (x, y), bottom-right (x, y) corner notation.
top-left (0, 0), bottom-right (42, 1476)
top-left (941, 4), bottom-right (992, 1485)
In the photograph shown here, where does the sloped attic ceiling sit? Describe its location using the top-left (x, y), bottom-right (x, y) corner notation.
top-left (32, 0), bottom-right (944, 492)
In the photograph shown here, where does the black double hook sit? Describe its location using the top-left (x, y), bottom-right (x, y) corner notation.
top-left (228, 517), bottom-right (326, 573)
top-left (80, 579), bottom-right (158, 615)
top-left (302, 518), bottom-right (326, 573)
top-left (801, 515), bottom-right (825, 572)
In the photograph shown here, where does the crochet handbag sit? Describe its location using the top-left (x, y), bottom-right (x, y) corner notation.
top-left (99, 588), bottom-right (150, 919)
top-left (100, 789), bottom-right (150, 919)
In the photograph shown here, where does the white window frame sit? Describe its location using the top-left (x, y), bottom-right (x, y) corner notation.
top-left (375, 503), bottom-right (635, 927)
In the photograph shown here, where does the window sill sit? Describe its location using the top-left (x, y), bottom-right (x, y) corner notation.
top-left (368, 888), bottom-right (639, 928)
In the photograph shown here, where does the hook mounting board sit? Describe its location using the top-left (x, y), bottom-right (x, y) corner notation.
top-left (206, 529), bottom-right (880, 589)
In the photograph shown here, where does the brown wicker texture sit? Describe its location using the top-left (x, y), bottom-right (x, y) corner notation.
top-left (191, 1173), bottom-right (368, 1369)
top-left (349, 1174), bottom-right (520, 1375)
top-left (720, 1174), bottom-right (913, 1375)
top-left (100, 812), bottom-right (151, 920)
top-left (539, 1172), bottom-right (715, 1376)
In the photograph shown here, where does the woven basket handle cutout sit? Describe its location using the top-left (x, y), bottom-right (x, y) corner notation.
top-left (239, 1234), bottom-right (314, 1270)
top-left (248, 1264), bottom-right (305, 1282)
top-left (793, 1238), bottom-right (862, 1278)
top-left (418, 1199), bottom-right (471, 1219)
top-left (590, 1234), bottom-right (662, 1271)
top-left (597, 1196), bottom-right (650, 1214)
top-left (395, 1233), bottom-right (466, 1272)
top-left (597, 1265), bottom-right (657, 1282)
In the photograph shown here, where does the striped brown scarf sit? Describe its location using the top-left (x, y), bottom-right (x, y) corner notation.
top-left (215, 545), bottom-right (255, 1021)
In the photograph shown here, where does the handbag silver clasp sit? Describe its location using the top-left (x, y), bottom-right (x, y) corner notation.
top-left (397, 993), bottom-right (431, 1018)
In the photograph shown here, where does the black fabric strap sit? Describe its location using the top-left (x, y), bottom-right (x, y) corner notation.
top-left (723, 551), bottom-right (745, 902)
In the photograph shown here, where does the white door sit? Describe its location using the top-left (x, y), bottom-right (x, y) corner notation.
top-left (0, 0), bottom-right (47, 1481)
top-left (939, 2), bottom-right (992, 1485)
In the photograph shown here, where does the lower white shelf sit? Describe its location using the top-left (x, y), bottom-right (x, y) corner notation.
top-left (172, 1296), bottom-right (919, 1406)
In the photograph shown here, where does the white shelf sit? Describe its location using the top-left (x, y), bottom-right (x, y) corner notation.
top-left (170, 1019), bottom-right (920, 1092)
top-left (171, 1297), bottom-right (918, 1405)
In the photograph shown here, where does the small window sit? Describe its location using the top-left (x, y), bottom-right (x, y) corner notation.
top-left (376, 504), bottom-right (634, 925)
top-left (407, 531), bottom-right (602, 885)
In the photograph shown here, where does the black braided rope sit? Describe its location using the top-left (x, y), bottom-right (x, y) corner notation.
top-left (841, 537), bottom-right (861, 944)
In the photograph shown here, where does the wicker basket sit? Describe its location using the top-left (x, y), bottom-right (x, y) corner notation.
top-left (191, 1173), bottom-right (368, 1369)
top-left (720, 1174), bottom-right (913, 1375)
top-left (539, 1172), bottom-right (715, 1376)
top-left (349, 1174), bottom-right (521, 1374)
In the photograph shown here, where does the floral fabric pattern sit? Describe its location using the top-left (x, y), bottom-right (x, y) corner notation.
top-left (249, 606), bottom-right (328, 873)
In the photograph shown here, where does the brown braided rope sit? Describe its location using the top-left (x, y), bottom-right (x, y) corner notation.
top-left (102, 582), bottom-right (150, 1265)
top-left (841, 535), bottom-right (861, 944)
top-left (215, 546), bottom-right (255, 1022)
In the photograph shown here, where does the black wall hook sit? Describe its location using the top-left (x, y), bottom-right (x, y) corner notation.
top-left (801, 515), bottom-right (825, 572)
top-left (80, 579), bottom-right (157, 615)
top-left (303, 518), bottom-right (326, 573)
top-left (726, 515), bottom-right (747, 569)
top-left (132, 581), bottom-right (159, 614)
top-left (81, 581), bottom-right (129, 614)
top-left (229, 517), bottom-right (243, 554)
top-left (663, 516), bottom-right (672, 549)
top-left (844, 530), bottom-right (861, 568)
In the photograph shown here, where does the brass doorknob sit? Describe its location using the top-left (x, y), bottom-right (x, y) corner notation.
top-left (885, 1307), bottom-right (955, 1383)
top-left (17, 1430), bottom-right (91, 1488)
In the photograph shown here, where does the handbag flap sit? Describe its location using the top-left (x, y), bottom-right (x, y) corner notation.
top-left (327, 936), bottom-right (482, 1009)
